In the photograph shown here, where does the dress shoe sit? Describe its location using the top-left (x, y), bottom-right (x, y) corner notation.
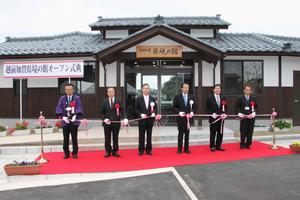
top-left (72, 154), bottom-right (78, 159)
top-left (138, 151), bottom-right (144, 156)
top-left (104, 152), bottom-right (111, 158)
top-left (112, 152), bottom-right (120, 157)
top-left (184, 150), bottom-right (191, 154)
top-left (64, 154), bottom-right (70, 159)
top-left (146, 151), bottom-right (152, 156)
top-left (210, 148), bottom-right (216, 152)
top-left (245, 145), bottom-right (251, 149)
top-left (240, 146), bottom-right (245, 149)
top-left (177, 150), bottom-right (182, 154)
top-left (216, 148), bottom-right (226, 151)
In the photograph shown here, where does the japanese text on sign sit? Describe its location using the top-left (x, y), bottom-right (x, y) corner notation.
top-left (136, 46), bottom-right (182, 58)
top-left (3, 60), bottom-right (84, 78)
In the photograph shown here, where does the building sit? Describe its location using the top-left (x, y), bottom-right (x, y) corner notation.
top-left (0, 15), bottom-right (300, 125)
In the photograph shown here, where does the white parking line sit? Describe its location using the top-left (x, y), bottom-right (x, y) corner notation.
top-left (0, 167), bottom-right (200, 200)
top-left (171, 167), bottom-right (199, 200)
top-left (0, 167), bottom-right (173, 191)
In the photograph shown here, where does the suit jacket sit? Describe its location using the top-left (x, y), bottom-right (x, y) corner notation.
top-left (55, 95), bottom-right (83, 126)
top-left (100, 98), bottom-right (127, 125)
top-left (206, 94), bottom-right (227, 123)
top-left (234, 95), bottom-right (258, 116)
top-left (173, 93), bottom-right (196, 123)
top-left (134, 95), bottom-right (157, 124)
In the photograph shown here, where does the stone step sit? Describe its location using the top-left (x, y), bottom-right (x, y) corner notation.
top-left (0, 129), bottom-right (234, 146)
top-left (254, 133), bottom-right (300, 142)
top-left (0, 137), bottom-right (238, 155)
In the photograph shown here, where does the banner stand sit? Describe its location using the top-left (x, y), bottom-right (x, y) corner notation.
top-left (19, 78), bottom-right (23, 123)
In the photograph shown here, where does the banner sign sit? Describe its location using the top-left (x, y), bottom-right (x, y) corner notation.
top-left (136, 45), bottom-right (182, 58)
top-left (3, 60), bottom-right (84, 78)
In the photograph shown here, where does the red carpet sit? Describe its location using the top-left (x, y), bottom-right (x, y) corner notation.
top-left (38, 141), bottom-right (294, 174)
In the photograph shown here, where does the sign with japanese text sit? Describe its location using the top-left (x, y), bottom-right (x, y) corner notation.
top-left (136, 45), bottom-right (182, 58)
top-left (3, 60), bottom-right (84, 78)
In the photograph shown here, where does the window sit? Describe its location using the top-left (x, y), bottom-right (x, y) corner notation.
top-left (243, 61), bottom-right (263, 94)
top-left (13, 79), bottom-right (27, 96)
top-left (59, 61), bottom-right (96, 95)
top-left (223, 60), bottom-right (263, 95)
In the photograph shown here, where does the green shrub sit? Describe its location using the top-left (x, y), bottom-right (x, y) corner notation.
top-left (274, 119), bottom-right (291, 130)
top-left (0, 126), bottom-right (6, 132)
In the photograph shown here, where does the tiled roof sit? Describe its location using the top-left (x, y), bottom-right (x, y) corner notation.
top-left (261, 34), bottom-right (300, 52)
top-left (90, 16), bottom-right (231, 28)
top-left (0, 29), bottom-right (300, 57)
top-left (0, 32), bottom-right (117, 56)
top-left (200, 33), bottom-right (300, 53)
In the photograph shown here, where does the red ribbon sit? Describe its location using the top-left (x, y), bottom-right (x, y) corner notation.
top-left (221, 100), bottom-right (226, 112)
top-left (186, 114), bottom-right (192, 130)
top-left (115, 103), bottom-right (120, 116)
top-left (250, 101), bottom-right (255, 112)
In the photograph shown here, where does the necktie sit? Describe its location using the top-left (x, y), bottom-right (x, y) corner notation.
top-left (184, 94), bottom-right (188, 107)
top-left (110, 98), bottom-right (113, 108)
top-left (217, 95), bottom-right (220, 107)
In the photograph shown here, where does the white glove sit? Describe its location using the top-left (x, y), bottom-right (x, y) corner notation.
top-left (249, 112), bottom-right (256, 119)
top-left (71, 115), bottom-right (76, 122)
top-left (123, 118), bottom-right (129, 125)
top-left (63, 116), bottom-right (70, 124)
top-left (104, 119), bottom-right (111, 125)
top-left (151, 113), bottom-right (156, 118)
top-left (141, 114), bottom-right (148, 119)
top-left (190, 112), bottom-right (194, 117)
top-left (238, 113), bottom-right (245, 119)
top-left (212, 113), bottom-right (217, 119)
top-left (179, 112), bottom-right (185, 117)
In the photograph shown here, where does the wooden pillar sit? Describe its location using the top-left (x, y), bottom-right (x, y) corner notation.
top-left (278, 56), bottom-right (282, 116)
top-left (116, 59), bottom-right (121, 99)
top-left (220, 59), bottom-right (224, 85)
top-left (197, 58), bottom-right (203, 127)
top-left (120, 60), bottom-right (126, 105)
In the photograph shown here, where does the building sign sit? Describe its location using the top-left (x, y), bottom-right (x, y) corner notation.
top-left (3, 60), bottom-right (84, 78)
top-left (136, 45), bottom-right (182, 58)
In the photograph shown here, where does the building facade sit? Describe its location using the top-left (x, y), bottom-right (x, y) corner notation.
top-left (0, 15), bottom-right (300, 125)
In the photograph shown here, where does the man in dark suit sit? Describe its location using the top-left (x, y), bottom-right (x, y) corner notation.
top-left (173, 83), bottom-right (196, 154)
top-left (56, 83), bottom-right (83, 159)
top-left (100, 87), bottom-right (128, 158)
top-left (206, 84), bottom-right (227, 152)
top-left (135, 83), bottom-right (157, 156)
top-left (235, 84), bottom-right (257, 149)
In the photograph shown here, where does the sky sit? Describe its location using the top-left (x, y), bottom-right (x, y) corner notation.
top-left (0, 0), bottom-right (300, 42)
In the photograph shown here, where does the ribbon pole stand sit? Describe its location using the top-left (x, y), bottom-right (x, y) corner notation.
top-left (270, 108), bottom-right (280, 150)
top-left (38, 111), bottom-right (49, 164)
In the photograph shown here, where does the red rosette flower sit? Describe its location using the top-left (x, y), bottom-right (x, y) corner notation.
top-left (70, 101), bottom-right (76, 107)
top-left (115, 103), bottom-right (120, 116)
top-left (250, 101), bottom-right (256, 112)
top-left (221, 100), bottom-right (227, 105)
top-left (221, 100), bottom-right (226, 112)
top-left (114, 103), bottom-right (120, 109)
